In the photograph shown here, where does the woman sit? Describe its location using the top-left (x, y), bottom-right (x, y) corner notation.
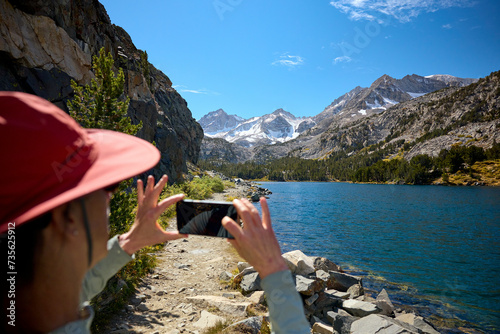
top-left (0, 92), bottom-right (309, 333)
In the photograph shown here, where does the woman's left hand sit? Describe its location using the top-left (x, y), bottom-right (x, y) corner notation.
top-left (119, 174), bottom-right (187, 255)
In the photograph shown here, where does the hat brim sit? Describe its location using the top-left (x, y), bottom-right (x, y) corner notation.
top-left (12, 129), bottom-right (160, 226)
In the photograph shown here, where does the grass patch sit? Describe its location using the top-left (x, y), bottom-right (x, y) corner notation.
top-left (438, 160), bottom-right (500, 186)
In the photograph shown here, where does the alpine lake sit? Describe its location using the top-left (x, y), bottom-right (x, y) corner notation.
top-left (255, 182), bottom-right (500, 333)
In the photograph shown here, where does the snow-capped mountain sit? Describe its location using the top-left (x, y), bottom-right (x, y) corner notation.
top-left (201, 108), bottom-right (315, 148)
top-left (198, 109), bottom-right (246, 135)
top-left (199, 73), bottom-right (477, 151)
top-left (312, 73), bottom-right (478, 128)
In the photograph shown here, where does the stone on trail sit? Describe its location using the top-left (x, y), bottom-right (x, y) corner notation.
top-left (240, 272), bottom-right (261, 293)
top-left (219, 271), bottom-right (233, 281)
top-left (193, 310), bottom-right (226, 329)
top-left (227, 316), bottom-right (263, 334)
top-left (136, 304), bottom-right (149, 312)
top-left (351, 314), bottom-right (421, 334)
top-left (187, 295), bottom-right (251, 317)
top-left (237, 261), bottom-right (251, 272)
top-left (247, 290), bottom-right (265, 305)
top-left (342, 299), bottom-right (381, 317)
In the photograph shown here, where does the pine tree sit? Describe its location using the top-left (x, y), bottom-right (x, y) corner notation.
top-left (68, 47), bottom-right (142, 135)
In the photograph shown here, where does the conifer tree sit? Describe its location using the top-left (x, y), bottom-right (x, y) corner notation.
top-left (68, 47), bottom-right (142, 135)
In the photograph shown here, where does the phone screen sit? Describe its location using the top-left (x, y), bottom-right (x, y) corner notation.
top-left (176, 200), bottom-right (238, 238)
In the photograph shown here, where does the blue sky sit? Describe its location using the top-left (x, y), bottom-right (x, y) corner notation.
top-left (100, 0), bottom-right (499, 120)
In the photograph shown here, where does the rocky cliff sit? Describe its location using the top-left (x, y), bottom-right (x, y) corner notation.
top-left (0, 0), bottom-right (203, 182)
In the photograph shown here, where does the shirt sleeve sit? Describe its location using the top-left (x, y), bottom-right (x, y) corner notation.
top-left (260, 270), bottom-right (311, 334)
top-left (80, 235), bottom-right (134, 303)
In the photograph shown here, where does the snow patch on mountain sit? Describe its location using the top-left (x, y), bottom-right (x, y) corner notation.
top-left (201, 108), bottom-right (316, 147)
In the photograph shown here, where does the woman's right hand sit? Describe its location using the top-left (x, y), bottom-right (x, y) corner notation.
top-left (222, 197), bottom-right (288, 279)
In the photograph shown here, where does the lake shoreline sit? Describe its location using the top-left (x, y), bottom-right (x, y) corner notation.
top-left (255, 180), bottom-right (499, 333)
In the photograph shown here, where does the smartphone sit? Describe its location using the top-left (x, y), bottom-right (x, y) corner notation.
top-left (176, 199), bottom-right (239, 238)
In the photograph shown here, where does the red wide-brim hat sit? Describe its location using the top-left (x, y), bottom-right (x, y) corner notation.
top-left (0, 92), bottom-right (160, 233)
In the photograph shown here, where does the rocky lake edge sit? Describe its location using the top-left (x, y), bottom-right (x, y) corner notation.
top-left (103, 177), bottom-right (481, 334)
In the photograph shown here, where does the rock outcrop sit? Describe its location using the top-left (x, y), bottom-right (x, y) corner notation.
top-left (0, 0), bottom-right (203, 182)
top-left (233, 249), bottom-right (441, 334)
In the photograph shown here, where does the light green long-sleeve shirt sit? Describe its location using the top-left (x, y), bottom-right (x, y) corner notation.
top-left (50, 236), bottom-right (310, 334)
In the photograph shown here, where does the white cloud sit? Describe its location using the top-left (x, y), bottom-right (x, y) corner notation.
top-left (330, 0), bottom-right (474, 23)
top-left (173, 85), bottom-right (219, 95)
top-left (442, 23), bottom-right (452, 29)
top-left (272, 53), bottom-right (304, 68)
top-left (334, 56), bottom-right (353, 64)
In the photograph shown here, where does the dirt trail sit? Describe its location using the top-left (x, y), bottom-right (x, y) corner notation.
top-left (106, 186), bottom-right (254, 334)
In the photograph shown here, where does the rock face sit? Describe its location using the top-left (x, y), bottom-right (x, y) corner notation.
top-left (0, 0), bottom-right (203, 182)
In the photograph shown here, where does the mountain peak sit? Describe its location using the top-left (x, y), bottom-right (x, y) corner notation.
top-left (198, 109), bottom-right (245, 134)
top-left (271, 108), bottom-right (295, 119)
top-left (371, 74), bottom-right (396, 88)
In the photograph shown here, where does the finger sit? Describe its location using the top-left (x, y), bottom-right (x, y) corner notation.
top-left (232, 199), bottom-right (255, 229)
top-left (226, 238), bottom-right (240, 251)
top-left (236, 198), bottom-right (261, 229)
top-left (222, 216), bottom-right (244, 240)
top-left (157, 193), bottom-right (184, 212)
top-left (153, 174), bottom-right (168, 197)
top-left (146, 175), bottom-right (155, 195)
top-left (137, 179), bottom-right (144, 206)
top-left (162, 231), bottom-right (188, 240)
top-left (260, 197), bottom-right (272, 230)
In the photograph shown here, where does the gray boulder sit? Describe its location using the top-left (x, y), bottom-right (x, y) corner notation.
top-left (219, 271), bottom-right (233, 281)
top-left (342, 299), bottom-right (381, 317)
top-left (237, 261), bottom-right (251, 272)
top-left (295, 275), bottom-right (324, 296)
top-left (324, 289), bottom-right (350, 299)
top-left (351, 314), bottom-right (421, 334)
top-left (240, 272), bottom-right (261, 293)
top-left (327, 310), bottom-right (357, 334)
top-left (314, 291), bottom-right (343, 310)
top-left (282, 250), bottom-right (316, 276)
top-left (375, 289), bottom-right (395, 316)
top-left (193, 310), bottom-right (226, 329)
top-left (396, 313), bottom-right (440, 334)
top-left (316, 270), bottom-right (336, 289)
top-left (313, 257), bottom-right (342, 272)
top-left (347, 284), bottom-right (364, 299)
top-left (227, 316), bottom-right (263, 334)
top-left (328, 271), bottom-right (363, 292)
top-left (312, 322), bottom-right (335, 334)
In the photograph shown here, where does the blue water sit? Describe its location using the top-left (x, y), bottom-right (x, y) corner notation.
top-left (257, 182), bottom-right (500, 333)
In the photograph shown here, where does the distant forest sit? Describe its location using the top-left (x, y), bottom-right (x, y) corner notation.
top-left (199, 142), bottom-right (500, 185)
